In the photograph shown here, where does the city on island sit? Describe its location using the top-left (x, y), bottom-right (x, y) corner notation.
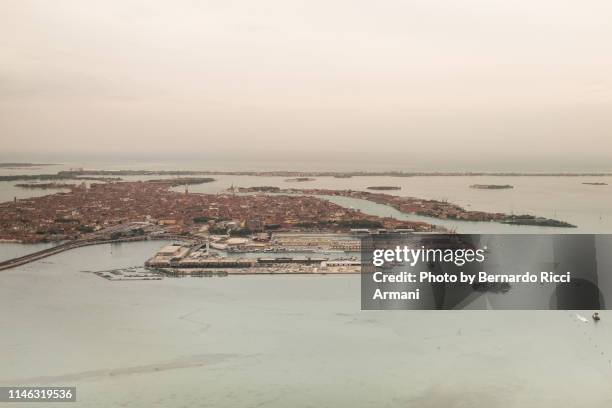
top-left (0, 175), bottom-right (576, 277)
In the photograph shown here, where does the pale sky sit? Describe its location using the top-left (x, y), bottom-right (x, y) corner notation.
top-left (1, 0), bottom-right (611, 164)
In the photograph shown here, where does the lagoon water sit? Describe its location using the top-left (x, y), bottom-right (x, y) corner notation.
top-left (1, 241), bottom-right (611, 407)
top-left (2, 161), bottom-right (612, 406)
top-left (0, 242), bottom-right (57, 263)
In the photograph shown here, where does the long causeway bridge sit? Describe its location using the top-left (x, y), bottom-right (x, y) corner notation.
top-left (0, 234), bottom-right (192, 272)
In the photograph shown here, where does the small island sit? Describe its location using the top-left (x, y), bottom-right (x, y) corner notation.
top-left (285, 177), bottom-right (315, 182)
top-left (147, 177), bottom-right (215, 186)
top-left (15, 182), bottom-right (74, 189)
top-left (0, 162), bottom-right (57, 168)
top-left (366, 186), bottom-right (401, 191)
top-left (501, 215), bottom-right (576, 228)
top-left (470, 184), bottom-right (513, 190)
top-left (582, 182), bottom-right (607, 186)
top-left (236, 186), bottom-right (281, 193)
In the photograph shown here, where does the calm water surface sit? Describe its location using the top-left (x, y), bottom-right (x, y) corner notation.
top-left (0, 241), bottom-right (611, 407)
top-left (0, 242), bottom-right (57, 263)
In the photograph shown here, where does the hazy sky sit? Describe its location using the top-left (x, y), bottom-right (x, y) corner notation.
top-left (1, 0), bottom-right (611, 163)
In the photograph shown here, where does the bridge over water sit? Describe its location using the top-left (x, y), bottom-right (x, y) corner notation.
top-left (0, 234), bottom-right (193, 272)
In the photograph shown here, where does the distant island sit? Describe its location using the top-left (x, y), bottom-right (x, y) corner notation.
top-left (3, 169), bottom-right (612, 181)
top-left (236, 186), bottom-right (281, 193)
top-left (366, 186), bottom-right (401, 191)
top-left (15, 183), bottom-right (74, 189)
top-left (582, 182), bottom-right (607, 186)
top-left (146, 177), bottom-right (215, 186)
top-left (285, 177), bottom-right (315, 182)
top-left (237, 186), bottom-right (577, 228)
top-left (0, 162), bottom-right (57, 168)
top-left (0, 174), bottom-right (121, 182)
top-left (470, 184), bottom-right (513, 190)
top-left (501, 215), bottom-right (575, 228)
